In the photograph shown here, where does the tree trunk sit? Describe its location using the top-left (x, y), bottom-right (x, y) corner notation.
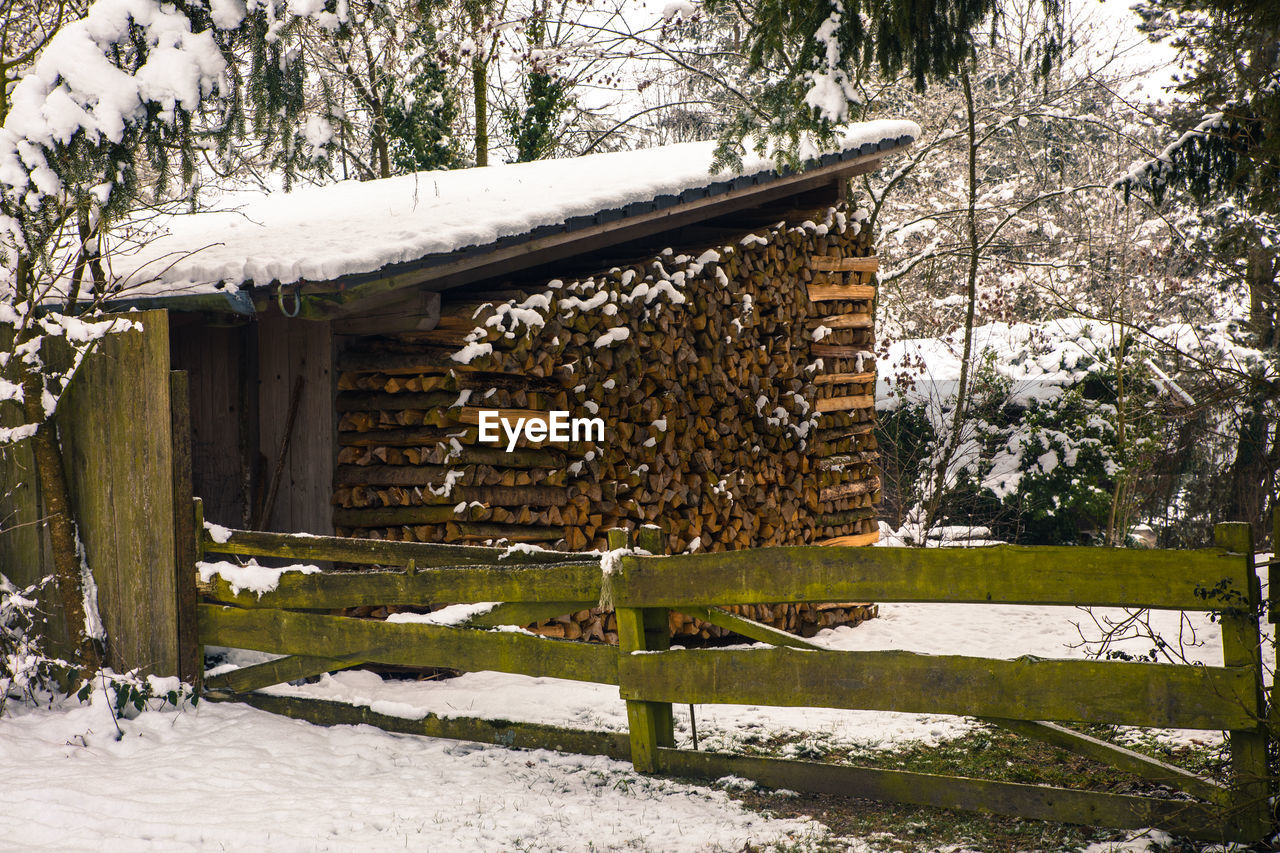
top-left (18, 356), bottom-right (100, 680)
top-left (469, 4), bottom-right (489, 166)
top-left (472, 55), bottom-right (488, 166)
top-left (922, 67), bottom-right (980, 536)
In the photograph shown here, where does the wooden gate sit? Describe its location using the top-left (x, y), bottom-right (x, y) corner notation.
top-left (195, 512), bottom-right (1272, 842)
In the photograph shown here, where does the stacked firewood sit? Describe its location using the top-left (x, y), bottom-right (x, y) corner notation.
top-left (333, 204), bottom-right (879, 637)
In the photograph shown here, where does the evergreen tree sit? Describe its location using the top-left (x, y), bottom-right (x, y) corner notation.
top-left (704, 0), bottom-right (1063, 167)
top-left (384, 17), bottom-right (465, 172)
top-left (501, 12), bottom-right (572, 162)
top-left (1121, 0), bottom-right (1280, 531)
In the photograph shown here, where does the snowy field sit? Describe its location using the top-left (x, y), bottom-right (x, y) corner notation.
top-left (0, 589), bottom-right (1265, 851)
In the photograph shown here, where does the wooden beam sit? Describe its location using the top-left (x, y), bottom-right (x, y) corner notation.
top-left (204, 654), bottom-right (363, 693)
top-left (807, 283), bottom-right (876, 301)
top-left (819, 477), bottom-right (880, 502)
top-left (464, 601), bottom-right (596, 628)
top-left (332, 290), bottom-right (441, 334)
top-left (811, 343), bottom-right (869, 359)
top-left (813, 313), bottom-right (873, 330)
top-left (199, 561), bottom-right (601, 610)
top-left (814, 532), bottom-right (880, 547)
top-left (653, 749), bottom-right (1243, 842)
top-left (198, 605), bottom-right (619, 685)
top-left (812, 372), bottom-right (876, 386)
top-left (457, 407), bottom-right (550, 426)
top-left (201, 526), bottom-right (585, 566)
top-left (815, 394), bottom-right (875, 413)
top-left (984, 718), bottom-right (1226, 804)
top-left (809, 256), bottom-right (879, 272)
top-left (677, 605), bottom-right (823, 650)
top-left (608, 545), bottom-right (1248, 611)
top-left (616, 647), bottom-right (1256, 730)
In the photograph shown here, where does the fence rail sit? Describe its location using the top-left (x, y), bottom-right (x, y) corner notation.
top-left (193, 505), bottom-right (1271, 843)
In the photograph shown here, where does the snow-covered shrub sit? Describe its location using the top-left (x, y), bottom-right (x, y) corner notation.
top-left (2, 570), bottom-right (195, 719)
top-left (878, 322), bottom-right (1177, 546)
top-left (992, 387), bottom-right (1125, 545)
top-left (0, 572), bottom-right (75, 715)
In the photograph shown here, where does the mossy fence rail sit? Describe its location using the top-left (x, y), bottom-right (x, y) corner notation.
top-left (194, 505), bottom-right (1272, 842)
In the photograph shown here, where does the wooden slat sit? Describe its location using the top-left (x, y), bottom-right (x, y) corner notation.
top-left (198, 605), bottom-right (619, 685)
top-left (212, 690), bottom-right (633, 760)
top-left (819, 477), bottom-right (880, 501)
top-left (201, 526), bottom-right (585, 566)
top-left (457, 408), bottom-right (550, 426)
top-left (204, 654), bottom-right (362, 693)
top-left (985, 718), bottom-right (1226, 804)
top-left (814, 531), bottom-right (879, 547)
top-left (807, 283), bottom-right (876, 301)
top-left (609, 545), bottom-right (1245, 610)
top-left (677, 605), bottom-right (823, 650)
top-left (811, 343), bottom-right (869, 358)
top-left (815, 394), bottom-right (875, 413)
top-left (337, 484), bottom-right (568, 509)
top-left (654, 749), bottom-right (1243, 842)
top-left (464, 601), bottom-right (596, 628)
top-left (617, 647), bottom-right (1256, 730)
top-left (811, 313), bottom-right (873, 330)
top-left (809, 256), bottom-right (879, 272)
top-left (199, 561), bottom-right (601, 610)
top-left (812, 372), bottom-right (875, 386)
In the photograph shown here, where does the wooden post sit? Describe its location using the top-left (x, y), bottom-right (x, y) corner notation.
top-left (170, 372), bottom-right (200, 685)
top-left (1214, 522), bottom-right (1270, 839)
top-left (55, 310), bottom-right (180, 676)
top-left (612, 526), bottom-right (674, 772)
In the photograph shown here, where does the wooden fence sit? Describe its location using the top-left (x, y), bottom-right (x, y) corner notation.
top-left (194, 505), bottom-right (1272, 842)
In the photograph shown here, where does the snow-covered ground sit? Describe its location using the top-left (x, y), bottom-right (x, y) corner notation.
top-left (1, 587), bottom-right (1265, 850)
top-left (0, 692), bottom-right (825, 852)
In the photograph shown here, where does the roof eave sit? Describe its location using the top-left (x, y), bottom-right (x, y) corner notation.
top-left (127, 134), bottom-right (913, 318)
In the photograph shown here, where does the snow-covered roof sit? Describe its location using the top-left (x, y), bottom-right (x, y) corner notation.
top-left (112, 120), bottom-right (917, 309)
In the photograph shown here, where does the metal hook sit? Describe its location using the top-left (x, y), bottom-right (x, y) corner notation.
top-left (278, 284), bottom-right (302, 318)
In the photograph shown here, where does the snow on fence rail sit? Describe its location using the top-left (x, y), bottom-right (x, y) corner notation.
top-left (192, 500), bottom-right (1269, 842)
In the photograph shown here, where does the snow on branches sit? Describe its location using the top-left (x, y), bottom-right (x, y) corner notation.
top-left (0, 0), bottom-right (227, 204)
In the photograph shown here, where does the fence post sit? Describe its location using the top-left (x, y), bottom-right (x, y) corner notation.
top-left (611, 526), bottom-right (674, 772)
top-left (1214, 522), bottom-right (1269, 838)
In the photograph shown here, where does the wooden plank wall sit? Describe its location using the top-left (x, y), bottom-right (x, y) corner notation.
top-left (257, 310), bottom-right (335, 535)
top-left (169, 321), bottom-right (255, 528)
top-left (56, 309), bottom-right (182, 676)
